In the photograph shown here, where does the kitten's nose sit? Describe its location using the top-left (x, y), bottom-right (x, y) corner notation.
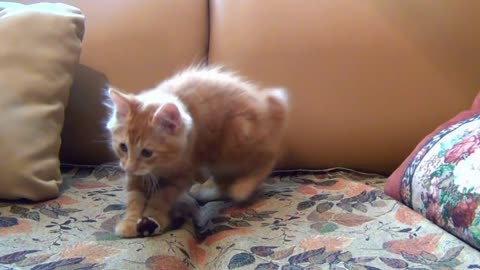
top-left (124, 163), bottom-right (137, 173)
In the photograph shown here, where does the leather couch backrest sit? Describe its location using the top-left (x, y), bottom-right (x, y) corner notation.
top-left (15, 1), bottom-right (480, 173)
top-left (209, 0), bottom-right (480, 173)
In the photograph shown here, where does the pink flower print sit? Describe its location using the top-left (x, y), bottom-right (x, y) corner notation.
top-left (445, 135), bottom-right (480, 164)
top-left (449, 195), bottom-right (478, 228)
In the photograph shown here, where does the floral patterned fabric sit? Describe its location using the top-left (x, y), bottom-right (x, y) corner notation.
top-left (1, 166), bottom-right (479, 270)
top-left (401, 113), bottom-right (480, 251)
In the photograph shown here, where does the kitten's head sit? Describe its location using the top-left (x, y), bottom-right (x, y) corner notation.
top-left (105, 87), bottom-right (192, 176)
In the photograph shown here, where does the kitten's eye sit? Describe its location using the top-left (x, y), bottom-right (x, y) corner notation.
top-left (141, 148), bottom-right (153, 158)
top-left (119, 143), bottom-right (128, 153)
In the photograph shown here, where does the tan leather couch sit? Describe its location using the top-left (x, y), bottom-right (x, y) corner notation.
top-left (18, 0), bottom-right (480, 174)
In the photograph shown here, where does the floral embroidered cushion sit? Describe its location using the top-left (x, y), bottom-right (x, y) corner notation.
top-left (386, 91), bottom-right (480, 250)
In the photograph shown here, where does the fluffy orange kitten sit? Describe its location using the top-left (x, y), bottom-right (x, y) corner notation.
top-left (106, 66), bottom-right (289, 238)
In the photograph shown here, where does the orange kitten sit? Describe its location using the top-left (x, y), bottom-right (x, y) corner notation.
top-left (106, 66), bottom-right (289, 238)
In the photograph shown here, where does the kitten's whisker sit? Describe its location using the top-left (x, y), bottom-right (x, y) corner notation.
top-left (150, 175), bottom-right (156, 193)
top-left (141, 176), bottom-right (147, 195)
top-left (150, 173), bottom-right (160, 193)
top-left (146, 174), bottom-right (152, 195)
top-left (143, 173), bottom-right (159, 196)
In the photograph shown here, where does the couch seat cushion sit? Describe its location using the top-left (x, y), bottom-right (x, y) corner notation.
top-left (0, 166), bottom-right (478, 269)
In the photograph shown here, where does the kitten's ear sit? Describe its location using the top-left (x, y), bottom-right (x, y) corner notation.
top-left (152, 103), bottom-right (183, 134)
top-left (108, 87), bottom-right (131, 119)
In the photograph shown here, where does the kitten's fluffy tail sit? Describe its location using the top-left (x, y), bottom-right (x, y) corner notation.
top-left (264, 87), bottom-right (289, 128)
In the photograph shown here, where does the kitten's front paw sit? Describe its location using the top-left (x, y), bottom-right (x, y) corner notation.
top-left (115, 219), bottom-right (139, 238)
top-left (136, 217), bottom-right (163, 237)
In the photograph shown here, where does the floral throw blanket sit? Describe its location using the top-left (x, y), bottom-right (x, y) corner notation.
top-left (0, 166), bottom-right (479, 270)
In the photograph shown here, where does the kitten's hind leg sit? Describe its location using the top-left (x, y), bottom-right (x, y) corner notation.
top-left (227, 160), bottom-right (275, 203)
